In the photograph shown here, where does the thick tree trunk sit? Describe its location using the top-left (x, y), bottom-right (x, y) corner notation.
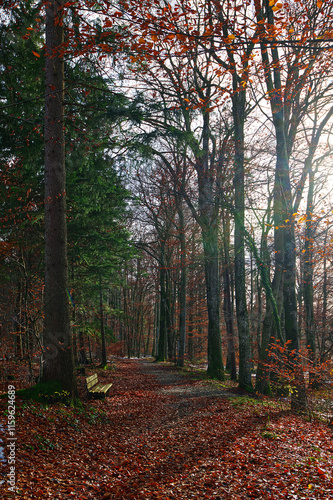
top-left (274, 94), bottom-right (306, 410)
top-left (254, 8), bottom-right (306, 407)
top-left (232, 90), bottom-right (252, 390)
top-left (203, 224), bottom-right (224, 380)
top-left (199, 180), bottom-right (224, 379)
top-left (42, 0), bottom-right (76, 398)
top-left (197, 114), bottom-right (224, 380)
top-left (274, 101), bottom-right (301, 355)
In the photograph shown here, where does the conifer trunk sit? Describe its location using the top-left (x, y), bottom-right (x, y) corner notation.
top-left (42, 0), bottom-right (76, 398)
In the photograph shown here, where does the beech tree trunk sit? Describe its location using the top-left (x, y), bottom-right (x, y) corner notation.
top-left (197, 119), bottom-right (224, 379)
top-left (321, 232), bottom-right (328, 363)
top-left (177, 194), bottom-right (187, 367)
top-left (202, 221), bottom-right (224, 380)
top-left (222, 211), bottom-right (236, 380)
top-left (157, 251), bottom-right (167, 361)
top-left (42, 0), bottom-right (76, 398)
top-left (253, 3), bottom-right (307, 409)
top-left (232, 90), bottom-right (252, 391)
top-left (303, 163), bottom-right (316, 385)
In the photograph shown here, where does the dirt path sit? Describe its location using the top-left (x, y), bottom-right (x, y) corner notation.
top-left (4, 358), bottom-right (333, 499)
top-left (136, 359), bottom-right (237, 425)
top-left (139, 359), bottom-right (235, 396)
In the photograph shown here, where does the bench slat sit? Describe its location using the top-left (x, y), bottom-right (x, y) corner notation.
top-left (86, 373), bottom-right (112, 398)
top-left (89, 383), bottom-right (112, 393)
top-left (86, 374), bottom-right (98, 390)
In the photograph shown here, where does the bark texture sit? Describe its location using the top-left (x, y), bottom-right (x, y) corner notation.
top-left (43, 0), bottom-right (76, 397)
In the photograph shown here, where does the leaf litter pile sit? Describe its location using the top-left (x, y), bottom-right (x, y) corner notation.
top-left (1, 359), bottom-right (333, 499)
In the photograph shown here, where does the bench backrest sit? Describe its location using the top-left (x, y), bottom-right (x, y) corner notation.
top-left (86, 373), bottom-right (98, 390)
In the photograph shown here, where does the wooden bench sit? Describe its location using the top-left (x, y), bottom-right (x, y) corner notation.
top-left (86, 373), bottom-right (112, 399)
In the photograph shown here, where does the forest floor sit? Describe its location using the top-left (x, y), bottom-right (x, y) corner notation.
top-left (1, 358), bottom-right (333, 499)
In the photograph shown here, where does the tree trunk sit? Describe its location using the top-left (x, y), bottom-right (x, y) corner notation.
top-left (255, 270), bottom-right (283, 394)
top-left (274, 103), bottom-right (305, 409)
top-left (222, 211), bottom-right (237, 380)
top-left (166, 269), bottom-right (174, 360)
top-left (177, 194), bottom-right (187, 367)
top-left (200, 189), bottom-right (224, 380)
top-left (256, 6), bottom-right (306, 408)
top-left (100, 280), bottom-right (107, 366)
top-left (321, 231), bottom-right (328, 363)
top-left (157, 259), bottom-right (167, 361)
top-left (197, 113), bottom-right (224, 380)
top-left (15, 280), bottom-right (23, 359)
top-left (303, 165), bottom-right (316, 383)
top-left (78, 330), bottom-right (88, 365)
top-left (232, 90), bottom-right (252, 390)
top-left (42, 0), bottom-right (76, 398)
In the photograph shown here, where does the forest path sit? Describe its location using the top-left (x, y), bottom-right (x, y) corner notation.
top-left (135, 358), bottom-right (237, 423)
top-left (98, 358), bottom-right (238, 438)
top-left (9, 358), bottom-right (333, 500)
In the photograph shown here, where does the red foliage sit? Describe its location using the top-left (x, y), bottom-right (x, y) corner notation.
top-left (263, 340), bottom-right (333, 391)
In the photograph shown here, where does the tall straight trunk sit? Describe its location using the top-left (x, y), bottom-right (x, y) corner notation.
top-left (78, 330), bottom-right (88, 365)
top-left (273, 96), bottom-right (304, 408)
top-left (232, 90), bottom-right (252, 390)
top-left (255, 269), bottom-right (283, 393)
top-left (100, 280), bottom-right (107, 366)
top-left (201, 203), bottom-right (224, 379)
top-left (256, 272), bottom-right (263, 359)
top-left (255, 217), bottom-right (284, 395)
top-left (198, 114), bottom-right (224, 380)
top-left (153, 292), bottom-right (159, 357)
top-left (145, 319), bottom-right (151, 357)
top-left (255, 5), bottom-right (305, 408)
top-left (15, 280), bottom-right (23, 359)
top-left (42, 0), bottom-right (76, 397)
top-left (222, 211), bottom-right (237, 380)
top-left (321, 236), bottom-right (328, 363)
top-left (187, 283), bottom-right (194, 362)
top-left (167, 270), bottom-right (174, 360)
top-left (157, 258), bottom-right (167, 361)
top-left (187, 231), bottom-right (196, 362)
top-left (274, 108), bottom-right (301, 392)
top-left (177, 195), bottom-right (187, 367)
top-left (70, 288), bottom-right (78, 365)
top-left (301, 108), bottom-right (333, 364)
top-left (211, 16), bottom-right (253, 389)
top-left (303, 165), bottom-right (316, 383)
top-left (122, 286), bottom-right (128, 355)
